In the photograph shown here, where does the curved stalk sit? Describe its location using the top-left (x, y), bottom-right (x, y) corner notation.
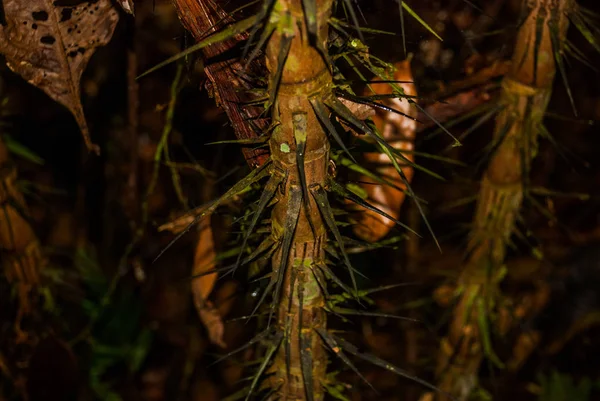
top-left (434, 0), bottom-right (571, 399)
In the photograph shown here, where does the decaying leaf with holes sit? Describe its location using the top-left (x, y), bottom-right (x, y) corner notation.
top-left (0, 0), bottom-right (119, 154)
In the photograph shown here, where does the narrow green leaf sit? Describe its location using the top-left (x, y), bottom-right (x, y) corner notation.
top-left (310, 97), bottom-right (356, 163)
top-left (334, 335), bottom-right (455, 400)
top-left (188, 263), bottom-right (237, 282)
top-left (234, 172), bottom-right (284, 274)
top-left (329, 179), bottom-right (419, 236)
top-left (270, 185), bottom-right (303, 325)
top-left (249, 270), bottom-right (277, 322)
top-left (138, 16), bottom-right (256, 79)
top-left (285, 313), bottom-right (292, 380)
top-left (474, 115), bottom-right (514, 170)
top-left (206, 137), bottom-right (269, 146)
top-left (341, 0), bottom-right (365, 43)
top-left (570, 11), bottom-right (600, 54)
top-left (298, 279), bottom-right (315, 401)
top-left (330, 306), bottom-right (420, 323)
top-left (244, 22), bottom-right (276, 70)
top-left (324, 382), bottom-right (352, 401)
top-left (441, 105), bottom-right (502, 153)
top-left (533, 11), bottom-right (544, 85)
top-left (413, 102), bottom-right (461, 147)
top-left (243, 237), bottom-right (278, 267)
top-left (245, 331), bottom-right (283, 401)
top-left (3, 135), bottom-right (44, 165)
top-left (335, 90), bottom-right (420, 122)
top-left (331, 151), bottom-right (410, 194)
top-left (564, 41), bottom-right (597, 72)
top-left (294, 112), bottom-right (317, 237)
top-left (398, 0), bottom-right (407, 56)
top-left (326, 95), bottom-right (445, 181)
top-left (153, 160), bottom-right (271, 263)
top-left (268, 33), bottom-right (293, 109)
top-left (310, 184), bottom-right (359, 295)
top-left (315, 328), bottom-right (376, 393)
top-left (399, 0), bottom-right (442, 41)
top-left (210, 329), bottom-right (272, 366)
top-left (361, 282), bottom-right (422, 296)
top-left (242, 0), bottom-right (277, 60)
top-left (301, 0), bottom-right (318, 40)
top-left (549, 20), bottom-right (577, 116)
top-left (316, 262), bottom-right (354, 296)
top-left (475, 298), bottom-right (505, 369)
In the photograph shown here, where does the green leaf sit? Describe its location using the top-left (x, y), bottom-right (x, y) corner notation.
top-left (329, 179), bottom-right (419, 236)
top-left (245, 331), bottom-right (283, 401)
top-left (475, 298), bottom-right (505, 369)
top-left (398, 0), bottom-right (442, 41)
top-left (154, 160), bottom-right (271, 263)
top-left (341, 0), bottom-right (365, 43)
top-left (298, 279), bottom-right (315, 401)
top-left (301, 0), bottom-right (318, 40)
top-left (3, 135), bottom-right (44, 165)
top-left (138, 15), bottom-right (256, 79)
top-left (311, 97), bottom-right (356, 163)
top-left (310, 184), bottom-right (359, 296)
top-left (234, 172), bottom-right (284, 275)
top-left (294, 112), bottom-right (317, 237)
top-left (267, 32), bottom-right (293, 108)
top-left (316, 262), bottom-right (354, 296)
top-left (316, 327), bottom-right (376, 393)
top-left (334, 335), bottom-right (455, 400)
top-left (549, 19), bottom-right (577, 116)
top-left (270, 185), bottom-right (303, 325)
top-left (210, 329), bottom-right (272, 366)
top-left (129, 329), bottom-right (152, 373)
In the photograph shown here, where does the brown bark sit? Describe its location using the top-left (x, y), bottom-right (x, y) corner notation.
top-left (171, 0), bottom-right (270, 169)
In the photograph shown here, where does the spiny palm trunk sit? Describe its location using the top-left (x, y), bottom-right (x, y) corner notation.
top-left (171, 0), bottom-right (334, 399)
top-left (434, 0), bottom-right (570, 399)
top-left (265, 2), bottom-right (333, 398)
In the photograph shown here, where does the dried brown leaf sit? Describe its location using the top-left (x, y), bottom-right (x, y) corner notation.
top-left (191, 216), bottom-right (226, 348)
top-left (198, 302), bottom-right (226, 348)
top-left (117, 0), bottom-right (134, 15)
top-left (352, 59), bottom-right (418, 242)
top-left (192, 216), bottom-right (217, 305)
top-left (0, 0), bottom-right (119, 154)
top-left (338, 97), bottom-right (376, 121)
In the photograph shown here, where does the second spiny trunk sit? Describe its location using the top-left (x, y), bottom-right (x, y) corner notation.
top-left (434, 0), bottom-right (570, 399)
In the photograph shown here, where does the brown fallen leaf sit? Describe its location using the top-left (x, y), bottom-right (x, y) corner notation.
top-left (198, 302), bottom-right (226, 348)
top-left (192, 216), bottom-right (226, 348)
top-left (117, 0), bottom-right (135, 15)
top-left (192, 217), bottom-right (217, 308)
top-left (0, 0), bottom-right (119, 154)
top-left (351, 59), bottom-right (418, 243)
